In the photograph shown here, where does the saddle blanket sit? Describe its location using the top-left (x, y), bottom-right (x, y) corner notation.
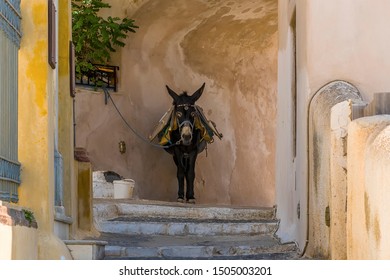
top-left (149, 105), bottom-right (223, 146)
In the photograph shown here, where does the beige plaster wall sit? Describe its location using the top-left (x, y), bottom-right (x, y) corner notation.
top-left (75, 0), bottom-right (278, 206)
top-left (0, 225), bottom-right (38, 260)
top-left (329, 100), bottom-right (354, 260)
top-left (277, 0), bottom-right (390, 251)
top-left (347, 116), bottom-right (390, 259)
top-left (0, 202), bottom-right (38, 260)
top-left (306, 82), bottom-right (362, 259)
top-left (304, 0), bottom-right (390, 100)
top-left (363, 123), bottom-right (390, 259)
top-left (275, 0), bottom-right (299, 244)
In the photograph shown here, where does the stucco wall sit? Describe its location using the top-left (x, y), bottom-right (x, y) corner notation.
top-left (363, 123), bottom-right (390, 259)
top-left (76, 0), bottom-right (278, 206)
top-left (275, 0), bottom-right (298, 245)
top-left (307, 81), bottom-right (362, 259)
top-left (18, 0), bottom-right (73, 259)
top-left (0, 202), bottom-right (38, 260)
top-left (347, 116), bottom-right (390, 259)
top-left (277, 0), bottom-right (390, 250)
top-left (305, 0), bottom-right (390, 99)
top-left (58, 0), bottom-right (78, 239)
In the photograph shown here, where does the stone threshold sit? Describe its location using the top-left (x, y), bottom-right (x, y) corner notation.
top-left (64, 239), bottom-right (108, 260)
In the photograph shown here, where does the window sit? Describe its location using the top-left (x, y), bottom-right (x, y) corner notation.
top-left (0, 0), bottom-right (22, 202)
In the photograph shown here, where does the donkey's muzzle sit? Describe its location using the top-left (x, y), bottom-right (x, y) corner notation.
top-left (180, 123), bottom-right (193, 145)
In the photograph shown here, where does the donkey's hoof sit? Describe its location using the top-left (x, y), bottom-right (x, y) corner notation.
top-left (187, 199), bottom-right (196, 204)
top-left (177, 198), bottom-right (185, 203)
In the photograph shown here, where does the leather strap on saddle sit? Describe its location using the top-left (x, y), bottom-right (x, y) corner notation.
top-left (149, 105), bottom-right (223, 146)
top-left (194, 105), bottom-right (223, 141)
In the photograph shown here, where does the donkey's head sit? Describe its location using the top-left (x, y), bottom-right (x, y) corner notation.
top-left (166, 83), bottom-right (205, 146)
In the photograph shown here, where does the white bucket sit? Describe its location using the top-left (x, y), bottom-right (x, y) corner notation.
top-left (113, 179), bottom-right (135, 199)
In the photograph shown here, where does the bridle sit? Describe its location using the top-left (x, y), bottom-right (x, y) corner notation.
top-left (178, 119), bottom-right (194, 130)
top-left (175, 104), bottom-right (196, 145)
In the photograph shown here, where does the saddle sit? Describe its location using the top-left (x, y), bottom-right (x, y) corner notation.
top-left (149, 105), bottom-right (223, 150)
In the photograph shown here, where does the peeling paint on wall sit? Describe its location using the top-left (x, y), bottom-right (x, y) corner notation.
top-left (27, 40), bottom-right (49, 117)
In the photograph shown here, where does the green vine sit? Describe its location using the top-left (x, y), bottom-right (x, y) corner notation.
top-left (22, 209), bottom-right (36, 225)
top-left (72, 0), bottom-right (138, 79)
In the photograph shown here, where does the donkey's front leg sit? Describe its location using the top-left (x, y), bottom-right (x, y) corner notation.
top-left (185, 151), bottom-right (198, 203)
top-left (173, 153), bottom-right (185, 203)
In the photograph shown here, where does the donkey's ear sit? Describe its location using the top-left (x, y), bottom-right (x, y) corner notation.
top-left (166, 85), bottom-right (179, 102)
top-left (191, 83), bottom-right (205, 102)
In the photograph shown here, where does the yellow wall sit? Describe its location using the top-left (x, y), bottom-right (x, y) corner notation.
top-left (57, 0), bottom-right (78, 238)
top-left (76, 161), bottom-right (93, 232)
top-left (17, 0), bottom-right (72, 259)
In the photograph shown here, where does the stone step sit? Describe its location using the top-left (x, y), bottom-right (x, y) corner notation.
top-left (64, 240), bottom-right (107, 260)
top-left (93, 232), bottom-right (299, 260)
top-left (98, 216), bottom-right (278, 236)
top-left (93, 198), bottom-right (276, 223)
top-left (90, 199), bottom-right (297, 259)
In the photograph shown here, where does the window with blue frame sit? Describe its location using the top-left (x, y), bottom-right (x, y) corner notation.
top-left (0, 0), bottom-right (22, 202)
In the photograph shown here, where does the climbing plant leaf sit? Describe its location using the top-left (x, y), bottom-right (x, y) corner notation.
top-left (72, 0), bottom-right (138, 78)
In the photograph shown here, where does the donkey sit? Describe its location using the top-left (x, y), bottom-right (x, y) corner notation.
top-left (164, 83), bottom-right (206, 203)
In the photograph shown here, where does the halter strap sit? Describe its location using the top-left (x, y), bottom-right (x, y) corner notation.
top-left (176, 104), bottom-right (195, 109)
top-left (178, 120), bottom-right (194, 129)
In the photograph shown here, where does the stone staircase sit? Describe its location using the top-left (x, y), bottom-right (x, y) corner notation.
top-left (91, 198), bottom-right (300, 260)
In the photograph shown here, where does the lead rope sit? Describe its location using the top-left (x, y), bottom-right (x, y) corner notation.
top-left (103, 87), bottom-right (179, 149)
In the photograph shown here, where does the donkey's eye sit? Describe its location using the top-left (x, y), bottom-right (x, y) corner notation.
top-left (176, 111), bottom-right (183, 118)
top-left (191, 111), bottom-right (197, 117)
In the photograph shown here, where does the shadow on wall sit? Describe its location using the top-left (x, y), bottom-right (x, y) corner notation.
top-left (75, 0), bottom-right (278, 207)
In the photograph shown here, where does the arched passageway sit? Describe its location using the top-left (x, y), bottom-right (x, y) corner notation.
top-left (75, 0), bottom-right (278, 207)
